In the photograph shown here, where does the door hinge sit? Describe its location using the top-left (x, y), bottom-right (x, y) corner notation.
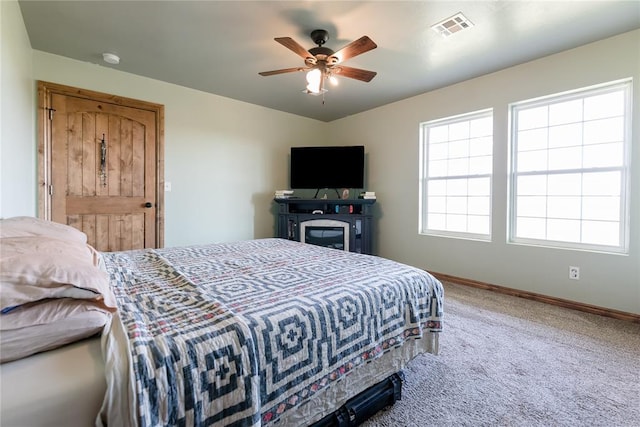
top-left (48, 185), bottom-right (54, 195)
top-left (46, 107), bottom-right (56, 120)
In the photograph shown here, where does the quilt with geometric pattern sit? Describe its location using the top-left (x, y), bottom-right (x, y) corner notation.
top-left (101, 238), bottom-right (443, 426)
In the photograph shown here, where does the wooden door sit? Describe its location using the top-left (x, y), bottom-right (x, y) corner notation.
top-left (38, 82), bottom-right (164, 251)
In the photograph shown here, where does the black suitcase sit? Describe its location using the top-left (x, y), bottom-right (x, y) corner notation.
top-left (311, 372), bottom-right (403, 427)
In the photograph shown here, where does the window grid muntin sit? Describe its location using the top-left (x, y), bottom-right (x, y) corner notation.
top-left (420, 109), bottom-right (493, 239)
top-left (509, 79), bottom-right (631, 253)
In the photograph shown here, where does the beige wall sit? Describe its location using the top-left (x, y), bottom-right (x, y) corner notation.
top-left (328, 30), bottom-right (640, 314)
top-left (2, 2), bottom-right (638, 314)
top-left (1, 0), bottom-right (35, 217)
top-left (3, 0), bottom-right (327, 246)
top-left (30, 52), bottom-right (326, 247)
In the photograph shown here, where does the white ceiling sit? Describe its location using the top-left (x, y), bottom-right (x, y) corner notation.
top-left (19, 1), bottom-right (640, 122)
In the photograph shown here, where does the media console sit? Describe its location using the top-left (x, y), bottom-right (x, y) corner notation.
top-left (274, 198), bottom-right (376, 255)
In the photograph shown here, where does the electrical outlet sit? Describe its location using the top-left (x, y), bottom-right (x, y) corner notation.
top-left (569, 266), bottom-right (580, 280)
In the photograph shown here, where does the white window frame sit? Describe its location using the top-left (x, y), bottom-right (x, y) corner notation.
top-left (419, 109), bottom-right (493, 240)
top-left (508, 79), bottom-right (632, 254)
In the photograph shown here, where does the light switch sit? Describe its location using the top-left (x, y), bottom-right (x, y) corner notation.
top-left (164, 182), bottom-right (172, 192)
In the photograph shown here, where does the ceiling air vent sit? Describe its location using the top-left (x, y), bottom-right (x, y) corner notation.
top-left (431, 12), bottom-right (474, 37)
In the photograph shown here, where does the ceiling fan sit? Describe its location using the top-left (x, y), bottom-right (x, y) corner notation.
top-left (259, 29), bottom-right (377, 96)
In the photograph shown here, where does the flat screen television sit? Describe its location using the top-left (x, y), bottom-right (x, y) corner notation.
top-left (290, 145), bottom-right (365, 189)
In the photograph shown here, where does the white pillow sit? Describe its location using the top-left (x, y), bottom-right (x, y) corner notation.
top-left (0, 236), bottom-right (116, 312)
top-left (0, 216), bottom-right (87, 243)
top-left (0, 306), bottom-right (109, 363)
top-left (1, 296), bottom-right (113, 330)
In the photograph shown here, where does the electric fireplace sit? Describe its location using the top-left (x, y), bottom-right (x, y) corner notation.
top-left (300, 219), bottom-right (350, 251)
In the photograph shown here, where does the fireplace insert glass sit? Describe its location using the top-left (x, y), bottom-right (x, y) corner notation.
top-left (300, 219), bottom-right (350, 251)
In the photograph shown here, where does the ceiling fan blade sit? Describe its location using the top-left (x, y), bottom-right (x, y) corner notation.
top-left (274, 37), bottom-right (314, 61)
top-left (331, 36), bottom-right (377, 63)
top-left (332, 66), bottom-right (377, 82)
top-left (259, 67), bottom-right (306, 77)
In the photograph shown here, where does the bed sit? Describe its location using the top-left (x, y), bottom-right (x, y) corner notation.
top-left (0, 217), bottom-right (443, 427)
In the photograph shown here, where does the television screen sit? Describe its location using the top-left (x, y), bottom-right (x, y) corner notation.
top-left (290, 146), bottom-right (365, 189)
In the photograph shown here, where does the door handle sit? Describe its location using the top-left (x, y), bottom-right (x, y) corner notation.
top-left (144, 202), bottom-right (153, 208)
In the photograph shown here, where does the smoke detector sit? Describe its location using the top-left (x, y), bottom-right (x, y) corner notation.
top-left (102, 53), bottom-right (120, 65)
top-left (431, 12), bottom-right (474, 37)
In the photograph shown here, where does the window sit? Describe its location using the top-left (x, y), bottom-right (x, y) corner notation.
top-left (509, 79), bottom-right (631, 253)
top-left (419, 110), bottom-right (493, 239)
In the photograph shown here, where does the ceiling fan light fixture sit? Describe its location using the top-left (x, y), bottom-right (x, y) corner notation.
top-left (306, 68), bottom-right (322, 93)
top-left (259, 30), bottom-right (377, 98)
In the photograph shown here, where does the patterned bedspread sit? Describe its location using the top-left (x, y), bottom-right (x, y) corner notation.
top-left (100, 238), bottom-right (443, 426)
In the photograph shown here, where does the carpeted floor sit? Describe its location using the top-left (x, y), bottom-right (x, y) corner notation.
top-left (362, 281), bottom-right (640, 427)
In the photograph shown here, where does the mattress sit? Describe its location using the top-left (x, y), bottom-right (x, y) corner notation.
top-left (0, 336), bottom-right (105, 427)
top-left (0, 333), bottom-right (432, 427)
